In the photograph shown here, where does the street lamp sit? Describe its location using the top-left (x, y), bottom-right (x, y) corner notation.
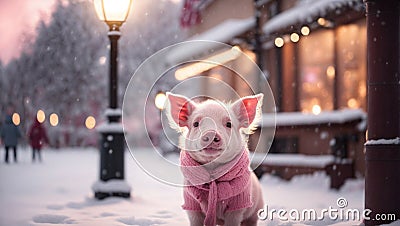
top-left (94, 0), bottom-right (132, 110)
top-left (92, 0), bottom-right (132, 200)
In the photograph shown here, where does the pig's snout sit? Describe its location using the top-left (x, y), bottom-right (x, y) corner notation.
top-left (201, 130), bottom-right (222, 149)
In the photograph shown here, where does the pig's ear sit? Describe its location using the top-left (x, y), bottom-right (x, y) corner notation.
top-left (231, 93), bottom-right (263, 134)
top-left (165, 92), bottom-right (196, 129)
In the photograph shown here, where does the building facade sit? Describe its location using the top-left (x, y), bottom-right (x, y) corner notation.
top-left (167, 0), bottom-right (367, 177)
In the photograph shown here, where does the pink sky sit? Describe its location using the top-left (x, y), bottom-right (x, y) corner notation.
top-left (0, 0), bottom-right (56, 64)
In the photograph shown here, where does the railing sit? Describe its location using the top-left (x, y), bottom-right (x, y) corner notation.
top-left (250, 109), bottom-right (367, 189)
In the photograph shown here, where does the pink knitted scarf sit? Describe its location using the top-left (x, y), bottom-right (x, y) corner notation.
top-left (180, 149), bottom-right (252, 226)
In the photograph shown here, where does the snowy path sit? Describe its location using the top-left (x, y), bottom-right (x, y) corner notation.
top-left (0, 147), bottom-right (364, 225)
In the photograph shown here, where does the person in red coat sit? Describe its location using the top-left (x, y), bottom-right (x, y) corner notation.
top-left (28, 118), bottom-right (49, 162)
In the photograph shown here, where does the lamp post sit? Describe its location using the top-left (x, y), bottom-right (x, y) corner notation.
top-left (92, 0), bottom-right (132, 200)
top-left (253, 0), bottom-right (263, 72)
top-left (364, 0), bottom-right (400, 225)
top-left (154, 91), bottom-right (172, 155)
top-left (154, 91), bottom-right (166, 146)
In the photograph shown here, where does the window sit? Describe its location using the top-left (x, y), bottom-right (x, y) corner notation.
top-left (336, 21), bottom-right (367, 110)
top-left (297, 20), bottom-right (367, 113)
top-left (298, 30), bottom-right (335, 114)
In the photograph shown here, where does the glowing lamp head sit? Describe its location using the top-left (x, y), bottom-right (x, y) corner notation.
top-left (94, 0), bottom-right (132, 28)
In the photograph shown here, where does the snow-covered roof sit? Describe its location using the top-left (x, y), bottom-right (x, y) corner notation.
top-left (251, 153), bottom-right (335, 168)
top-left (365, 137), bottom-right (400, 146)
top-left (166, 17), bottom-right (255, 65)
top-left (190, 17), bottom-right (255, 43)
top-left (263, 0), bottom-right (362, 35)
top-left (262, 109), bottom-right (366, 127)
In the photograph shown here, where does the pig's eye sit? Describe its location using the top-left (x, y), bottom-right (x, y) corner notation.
top-left (193, 121), bottom-right (199, 127)
top-left (226, 122), bottom-right (232, 128)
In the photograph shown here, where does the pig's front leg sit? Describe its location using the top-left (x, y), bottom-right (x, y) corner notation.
top-left (223, 209), bottom-right (244, 226)
top-left (187, 211), bottom-right (205, 226)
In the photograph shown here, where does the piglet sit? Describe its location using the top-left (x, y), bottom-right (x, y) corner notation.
top-left (165, 92), bottom-right (264, 226)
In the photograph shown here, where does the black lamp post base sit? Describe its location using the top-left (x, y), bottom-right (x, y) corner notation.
top-left (93, 110), bottom-right (131, 200)
top-left (99, 130), bottom-right (125, 181)
top-left (92, 178), bottom-right (131, 200)
top-left (94, 191), bottom-right (130, 200)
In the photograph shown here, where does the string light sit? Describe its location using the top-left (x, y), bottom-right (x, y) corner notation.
top-left (274, 37), bottom-right (284, 47)
top-left (290, 33), bottom-right (300, 43)
top-left (318, 18), bottom-right (327, 26)
top-left (301, 26), bottom-right (310, 36)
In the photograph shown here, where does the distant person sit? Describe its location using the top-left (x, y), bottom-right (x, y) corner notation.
top-left (28, 118), bottom-right (49, 162)
top-left (0, 115), bottom-right (22, 163)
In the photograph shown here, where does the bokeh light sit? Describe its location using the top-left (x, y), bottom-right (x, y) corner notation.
top-left (155, 92), bottom-right (167, 110)
top-left (274, 37), bottom-right (284, 47)
top-left (290, 33), bottom-right (300, 43)
top-left (37, 110), bottom-right (45, 123)
top-left (347, 98), bottom-right (359, 109)
top-left (301, 26), bottom-right (310, 36)
top-left (85, 116), bottom-right (96, 129)
top-left (318, 18), bottom-right (327, 26)
top-left (326, 66), bottom-right (336, 79)
top-left (12, 113), bottom-right (20, 126)
top-left (312, 105), bottom-right (322, 115)
top-left (49, 113), bottom-right (59, 126)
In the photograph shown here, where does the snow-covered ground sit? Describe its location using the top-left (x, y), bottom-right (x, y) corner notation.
top-left (0, 147), bottom-right (365, 226)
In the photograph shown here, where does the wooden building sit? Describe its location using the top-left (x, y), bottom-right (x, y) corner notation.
top-left (165, 0), bottom-right (367, 184)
